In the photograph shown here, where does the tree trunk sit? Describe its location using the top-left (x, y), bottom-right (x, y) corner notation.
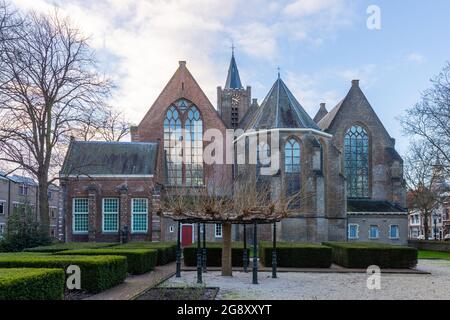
top-left (222, 223), bottom-right (232, 277)
top-left (38, 178), bottom-right (50, 235)
top-left (423, 212), bottom-right (429, 241)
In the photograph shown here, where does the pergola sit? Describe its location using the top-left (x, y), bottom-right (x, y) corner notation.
top-left (164, 212), bottom-right (284, 285)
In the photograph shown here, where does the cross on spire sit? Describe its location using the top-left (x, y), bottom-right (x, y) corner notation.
top-left (277, 66), bottom-right (281, 79)
top-left (231, 42), bottom-right (236, 56)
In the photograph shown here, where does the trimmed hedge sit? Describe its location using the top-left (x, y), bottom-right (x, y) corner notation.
top-left (183, 243), bottom-right (250, 267)
top-left (0, 268), bottom-right (65, 300)
top-left (259, 242), bottom-right (332, 268)
top-left (323, 242), bottom-right (418, 268)
top-left (0, 254), bottom-right (127, 293)
top-left (408, 240), bottom-right (450, 253)
top-left (55, 249), bottom-right (158, 275)
top-left (112, 242), bottom-right (177, 266)
top-left (24, 242), bottom-right (118, 253)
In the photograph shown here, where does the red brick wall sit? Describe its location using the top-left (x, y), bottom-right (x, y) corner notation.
top-left (65, 177), bottom-right (155, 242)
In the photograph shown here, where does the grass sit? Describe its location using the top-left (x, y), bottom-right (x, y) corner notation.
top-left (419, 250), bottom-right (450, 260)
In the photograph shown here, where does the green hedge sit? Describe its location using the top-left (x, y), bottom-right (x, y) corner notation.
top-left (0, 268), bottom-right (65, 300)
top-left (323, 242), bottom-right (418, 268)
top-left (0, 254), bottom-right (127, 293)
top-left (259, 242), bottom-right (332, 268)
top-left (24, 242), bottom-right (118, 253)
top-left (55, 249), bottom-right (157, 275)
top-left (112, 242), bottom-right (177, 266)
top-left (183, 243), bottom-right (250, 267)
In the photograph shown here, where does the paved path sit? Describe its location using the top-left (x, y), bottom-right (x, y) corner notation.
top-left (85, 262), bottom-right (176, 300)
top-left (165, 260), bottom-right (450, 300)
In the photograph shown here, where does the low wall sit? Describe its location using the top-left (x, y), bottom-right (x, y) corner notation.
top-left (408, 240), bottom-right (450, 253)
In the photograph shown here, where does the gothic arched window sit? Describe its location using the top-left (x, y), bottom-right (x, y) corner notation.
top-left (285, 138), bottom-right (301, 207)
top-left (164, 100), bottom-right (203, 186)
top-left (344, 125), bottom-right (369, 198)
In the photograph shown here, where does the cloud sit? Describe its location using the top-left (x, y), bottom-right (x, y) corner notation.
top-left (407, 53), bottom-right (425, 64)
top-left (10, 0), bottom-right (359, 124)
top-left (337, 64), bottom-right (378, 88)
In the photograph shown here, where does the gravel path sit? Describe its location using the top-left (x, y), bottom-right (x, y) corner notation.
top-left (163, 260), bottom-right (450, 300)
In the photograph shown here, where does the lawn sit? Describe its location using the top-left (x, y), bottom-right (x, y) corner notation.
top-left (419, 250), bottom-right (450, 260)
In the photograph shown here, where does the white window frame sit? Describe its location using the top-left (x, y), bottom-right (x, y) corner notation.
top-left (369, 225), bottom-right (380, 240)
top-left (169, 226), bottom-right (175, 233)
top-left (389, 224), bottom-right (400, 240)
top-left (102, 198), bottom-right (119, 233)
top-left (131, 198), bottom-right (148, 234)
top-left (72, 198), bottom-right (89, 234)
top-left (0, 200), bottom-right (5, 215)
top-left (19, 185), bottom-right (28, 196)
top-left (215, 224), bottom-right (223, 238)
top-left (348, 224), bottom-right (359, 240)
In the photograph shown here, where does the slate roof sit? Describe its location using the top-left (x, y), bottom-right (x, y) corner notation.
top-left (225, 53), bottom-right (243, 89)
top-left (347, 200), bottom-right (407, 213)
top-left (60, 141), bottom-right (158, 176)
top-left (245, 77), bottom-right (320, 130)
top-left (318, 99), bottom-right (344, 131)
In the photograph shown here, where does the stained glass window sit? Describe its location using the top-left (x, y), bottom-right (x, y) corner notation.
top-left (164, 100), bottom-right (204, 187)
top-left (185, 106), bottom-right (203, 186)
top-left (285, 138), bottom-right (301, 208)
top-left (344, 125), bottom-right (369, 198)
top-left (164, 106), bottom-right (183, 186)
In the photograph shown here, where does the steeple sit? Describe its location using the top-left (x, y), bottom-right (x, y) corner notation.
top-left (225, 48), bottom-right (243, 89)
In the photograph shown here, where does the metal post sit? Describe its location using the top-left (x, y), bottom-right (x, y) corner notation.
top-left (243, 224), bottom-right (248, 273)
top-left (252, 222), bottom-right (258, 285)
top-left (202, 223), bottom-right (207, 273)
top-left (176, 221), bottom-right (181, 277)
top-left (272, 222), bottom-right (277, 279)
top-left (197, 223), bottom-right (203, 284)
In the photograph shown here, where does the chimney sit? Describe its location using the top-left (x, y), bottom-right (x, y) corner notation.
top-left (320, 102), bottom-right (326, 109)
top-left (179, 61), bottom-right (186, 67)
top-left (352, 79), bottom-right (360, 87)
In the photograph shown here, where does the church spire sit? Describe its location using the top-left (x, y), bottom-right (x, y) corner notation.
top-left (225, 46), bottom-right (243, 89)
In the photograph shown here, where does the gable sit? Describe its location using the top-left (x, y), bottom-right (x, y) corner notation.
top-left (137, 61), bottom-right (227, 136)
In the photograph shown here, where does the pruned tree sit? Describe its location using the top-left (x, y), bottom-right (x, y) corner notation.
top-left (0, 9), bottom-right (111, 232)
top-left (402, 62), bottom-right (450, 175)
top-left (404, 141), bottom-right (443, 240)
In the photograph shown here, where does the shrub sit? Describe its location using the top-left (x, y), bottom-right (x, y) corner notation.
top-left (24, 242), bottom-right (118, 253)
top-left (0, 268), bottom-right (65, 300)
top-left (183, 243), bottom-right (250, 267)
top-left (55, 249), bottom-right (157, 275)
top-left (112, 242), bottom-right (177, 266)
top-left (0, 254), bottom-right (127, 293)
top-left (1, 205), bottom-right (52, 252)
top-left (323, 242), bottom-right (418, 268)
top-left (259, 242), bottom-right (332, 268)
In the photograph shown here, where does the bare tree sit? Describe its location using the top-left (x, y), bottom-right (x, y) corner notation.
top-left (0, 10), bottom-right (111, 232)
top-left (404, 141), bottom-right (443, 240)
top-left (402, 62), bottom-right (450, 174)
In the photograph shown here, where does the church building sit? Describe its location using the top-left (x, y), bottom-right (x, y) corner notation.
top-left (60, 52), bottom-right (408, 245)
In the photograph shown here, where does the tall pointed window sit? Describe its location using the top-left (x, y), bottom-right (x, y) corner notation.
top-left (285, 138), bottom-right (301, 207)
top-left (164, 100), bottom-right (203, 186)
top-left (344, 125), bottom-right (369, 198)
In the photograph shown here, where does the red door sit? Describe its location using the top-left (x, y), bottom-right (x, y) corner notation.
top-left (181, 225), bottom-right (193, 247)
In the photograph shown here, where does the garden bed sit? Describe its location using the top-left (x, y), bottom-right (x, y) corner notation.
top-left (323, 242), bottom-right (418, 268)
top-left (55, 248), bottom-right (158, 275)
top-left (0, 253), bottom-right (127, 293)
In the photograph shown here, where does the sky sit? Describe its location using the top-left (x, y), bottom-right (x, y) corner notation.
top-left (10, 0), bottom-right (450, 156)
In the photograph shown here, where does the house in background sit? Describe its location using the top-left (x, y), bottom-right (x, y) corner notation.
top-left (0, 170), bottom-right (62, 240)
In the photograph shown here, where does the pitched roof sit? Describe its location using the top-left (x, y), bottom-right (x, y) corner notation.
top-left (60, 141), bottom-right (158, 176)
top-left (245, 77), bottom-right (320, 130)
top-left (225, 53), bottom-right (243, 89)
top-left (317, 98), bottom-right (344, 131)
top-left (313, 103), bottom-right (329, 123)
top-left (238, 99), bottom-right (259, 129)
top-left (8, 175), bottom-right (37, 186)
